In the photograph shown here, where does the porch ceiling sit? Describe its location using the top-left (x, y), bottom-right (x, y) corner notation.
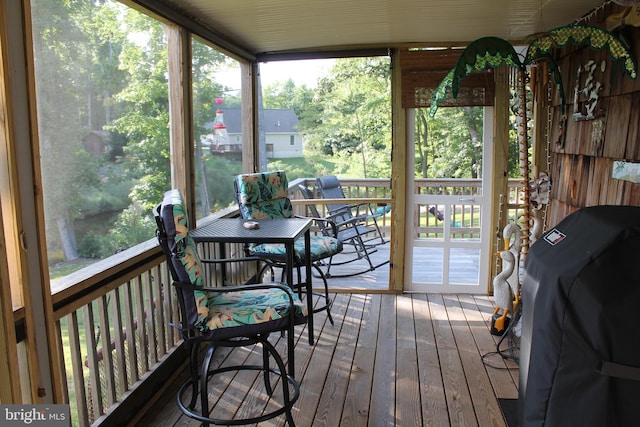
top-left (153, 0), bottom-right (605, 57)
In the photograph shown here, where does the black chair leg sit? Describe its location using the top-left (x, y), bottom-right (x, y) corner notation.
top-left (200, 344), bottom-right (216, 427)
top-left (288, 263), bottom-right (334, 326)
top-left (313, 264), bottom-right (334, 325)
top-left (262, 342), bottom-right (273, 395)
top-left (262, 338), bottom-right (298, 427)
top-left (188, 343), bottom-right (199, 409)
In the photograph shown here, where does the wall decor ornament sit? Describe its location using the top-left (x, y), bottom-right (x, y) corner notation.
top-left (613, 161), bottom-right (640, 183)
top-left (573, 59), bottom-right (606, 121)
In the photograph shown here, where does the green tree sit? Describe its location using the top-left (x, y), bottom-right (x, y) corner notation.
top-left (191, 38), bottom-right (232, 216)
top-left (414, 106), bottom-right (484, 179)
top-left (263, 79), bottom-right (315, 120)
top-left (107, 13), bottom-right (170, 215)
top-left (306, 57), bottom-right (391, 178)
top-left (32, 0), bottom-right (130, 261)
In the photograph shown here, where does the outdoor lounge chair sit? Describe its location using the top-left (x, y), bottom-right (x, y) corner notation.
top-left (154, 189), bottom-right (307, 426)
top-left (300, 182), bottom-right (389, 277)
top-left (234, 170), bottom-right (342, 325)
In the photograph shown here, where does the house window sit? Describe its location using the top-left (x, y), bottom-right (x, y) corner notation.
top-left (290, 135), bottom-right (295, 145)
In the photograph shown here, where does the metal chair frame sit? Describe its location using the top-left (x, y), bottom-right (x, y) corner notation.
top-left (154, 190), bottom-right (305, 426)
top-left (234, 171), bottom-right (339, 324)
top-left (308, 177), bottom-right (390, 277)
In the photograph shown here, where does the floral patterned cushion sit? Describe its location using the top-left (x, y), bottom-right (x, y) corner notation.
top-left (236, 170), bottom-right (293, 219)
top-left (162, 189), bottom-right (209, 326)
top-left (249, 235), bottom-right (342, 262)
top-left (203, 288), bottom-right (307, 334)
top-left (235, 171), bottom-right (343, 261)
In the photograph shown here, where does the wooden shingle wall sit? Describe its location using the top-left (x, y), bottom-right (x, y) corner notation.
top-left (546, 5), bottom-right (640, 227)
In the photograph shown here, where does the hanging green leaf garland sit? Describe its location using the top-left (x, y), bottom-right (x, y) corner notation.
top-left (525, 24), bottom-right (637, 79)
top-left (430, 37), bottom-right (522, 116)
top-left (429, 24), bottom-right (638, 116)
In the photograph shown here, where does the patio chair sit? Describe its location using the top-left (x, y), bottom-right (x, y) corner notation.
top-left (234, 170), bottom-right (342, 325)
top-left (316, 175), bottom-right (388, 247)
top-left (154, 189), bottom-right (307, 426)
top-left (299, 184), bottom-right (389, 277)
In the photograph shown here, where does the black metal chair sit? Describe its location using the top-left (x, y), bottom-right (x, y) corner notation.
top-left (234, 170), bottom-right (341, 325)
top-left (313, 176), bottom-right (389, 277)
top-left (154, 189), bottom-right (307, 426)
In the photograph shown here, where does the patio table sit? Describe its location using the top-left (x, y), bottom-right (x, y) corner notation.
top-left (191, 217), bottom-right (315, 345)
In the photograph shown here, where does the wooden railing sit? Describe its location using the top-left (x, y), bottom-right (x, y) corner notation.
top-left (290, 178), bottom-right (392, 239)
top-left (48, 208), bottom-right (249, 427)
top-left (42, 177), bottom-right (522, 426)
top-left (51, 242), bottom-right (173, 426)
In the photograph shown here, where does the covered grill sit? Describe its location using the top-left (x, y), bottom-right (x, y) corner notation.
top-left (519, 205), bottom-right (640, 426)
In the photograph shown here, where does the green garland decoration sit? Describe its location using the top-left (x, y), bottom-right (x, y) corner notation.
top-left (430, 24), bottom-right (638, 117)
top-left (525, 24), bottom-right (637, 79)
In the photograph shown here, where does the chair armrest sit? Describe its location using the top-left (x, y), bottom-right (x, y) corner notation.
top-left (199, 256), bottom-right (261, 265)
top-left (294, 214), bottom-right (339, 238)
top-left (325, 208), bottom-right (372, 227)
top-left (324, 211), bottom-right (367, 228)
top-left (353, 202), bottom-right (385, 219)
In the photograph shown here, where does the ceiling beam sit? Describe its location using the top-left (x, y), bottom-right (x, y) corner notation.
top-left (124, 0), bottom-right (256, 63)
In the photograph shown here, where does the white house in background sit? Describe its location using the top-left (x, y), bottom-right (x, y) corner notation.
top-left (204, 108), bottom-right (303, 158)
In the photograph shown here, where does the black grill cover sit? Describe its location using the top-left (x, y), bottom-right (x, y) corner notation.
top-left (519, 206), bottom-right (640, 427)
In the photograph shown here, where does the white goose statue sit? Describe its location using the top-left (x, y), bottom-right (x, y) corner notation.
top-left (502, 222), bottom-right (521, 304)
top-left (491, 250), bottom-right (516, 335)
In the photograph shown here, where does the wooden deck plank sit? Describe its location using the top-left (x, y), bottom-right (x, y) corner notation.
top-left (443, 295), bottom-right (505, 427)
top-left (288, 293), bottom-right (350, 426)
top-left (140, 293), bottom-right (519, 427)
top-left (340, 294), bottom-right (381, 427)
top-left (257, 296), bottom-right (327, 427)
top-left (428, 293), bottom-right (478, 427)
top-left (473, 295), bottom-right (520, 387)
top-left (412, 293), bottom-right (450, 427)
top-left (460, 295), bottom-right (518, 399)
top-left (369, 293), bottom-right (397, 425)
top-left (313, 294), bottom-right (366, 426)
top-left (395, 295), bottom-right (423, 426)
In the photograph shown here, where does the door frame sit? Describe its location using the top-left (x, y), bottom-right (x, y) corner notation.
top-left (405, 107), bottom-right (494, 293)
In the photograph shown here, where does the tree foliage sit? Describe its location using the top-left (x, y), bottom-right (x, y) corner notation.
top-left (304, 57), bottom-right (392, 178)
top-left (415, 107), bottom-right (484, 178)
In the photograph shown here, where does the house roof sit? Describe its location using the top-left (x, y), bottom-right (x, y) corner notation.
top-left (142, 0), bottom-right (606, 59)
top-left (210, 109), bottom-right (300, 134)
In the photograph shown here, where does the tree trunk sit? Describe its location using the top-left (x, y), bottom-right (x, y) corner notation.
top-left (417, 111), bottom-right (429, 178)
top-left (464, 107), bottom-right (481, 178)
top-left (57, 214), bottom-right (78, 261)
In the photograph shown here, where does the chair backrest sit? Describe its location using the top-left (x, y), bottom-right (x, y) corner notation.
top-left (154, 189), bottom-right (209, 330)
top-left (235, 170), bottom-right (293, 220)
top-left (316, 175), bottom-right (350, 216)
top-left (297, 185), bottom-right (322, 218)
top-left (298, 184), bottom-right (338, 237)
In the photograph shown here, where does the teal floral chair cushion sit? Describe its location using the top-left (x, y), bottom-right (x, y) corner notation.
top-left (159, 189), bottom-right (307, 337)
top-left (236, 170), bottom-right (293, 219)
top-left (162, 189), bottom-right (209, 326)
top-left (203, 288), bottom-right (307, 334)
top-left (234, 171), bottom-right (343, 263)
top-left (249, 236), bottom-right (342, 263)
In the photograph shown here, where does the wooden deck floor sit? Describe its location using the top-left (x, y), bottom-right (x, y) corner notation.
top-left (139, 293), bottom-right (519, 426)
